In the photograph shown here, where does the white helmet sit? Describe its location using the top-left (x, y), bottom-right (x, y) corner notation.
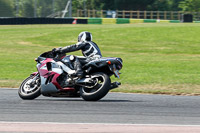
top-left (78, 31), bottom-right (92, 42)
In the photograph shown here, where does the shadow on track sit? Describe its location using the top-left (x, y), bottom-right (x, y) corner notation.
top-left (35, 98), bottom-right (142, 103)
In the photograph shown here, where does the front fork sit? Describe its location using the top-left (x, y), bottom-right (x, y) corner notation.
top-left (30, 73), bottom-right (40, 87)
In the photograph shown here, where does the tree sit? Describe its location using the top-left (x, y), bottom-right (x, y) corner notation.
top-left (36, 0), bottom-right (53, 17)
top-left (169, 0), bottom-right (182, 11)
top-left (115, 0), bottom-right (155, 10)
top-left (179, 0), bottom-right (200, 12)
top-left (147, 0), bottom-right (182, 11)
top-left (1, 0), bottom-right (196, 18)
top-left (21, 0), bottom-right (34, 17)
top-left (95, 0), bottom-right (155, 10)
top-left (0, 0), bottom-right (14, 17)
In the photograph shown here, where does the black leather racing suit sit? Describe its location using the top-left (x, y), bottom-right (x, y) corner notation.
top-left (60, 41), bottom-right (102, 58)
top-left (58, 41), bottom-right (102, 76)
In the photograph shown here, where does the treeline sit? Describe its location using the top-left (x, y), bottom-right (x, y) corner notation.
top-left (0, 0), bottom-right (70, 17)
top-left (0, 0), bottom-right (200, 17)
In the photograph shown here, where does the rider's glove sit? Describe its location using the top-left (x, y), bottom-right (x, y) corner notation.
top-left (52, 47), bottom-right (61, 54)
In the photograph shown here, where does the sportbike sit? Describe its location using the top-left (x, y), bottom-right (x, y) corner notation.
top-left (18, 51), bottom-right (123, 101)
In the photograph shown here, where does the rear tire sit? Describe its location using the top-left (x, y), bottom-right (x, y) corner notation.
top-left (18, 75), bottom-right (41, 100)
top-left (80, 72), bottom-right (111, 101)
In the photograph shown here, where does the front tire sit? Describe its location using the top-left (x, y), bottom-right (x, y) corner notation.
top-left (80, 72), bottom-right (111, 101)
top-left (18, 75), bottom-right (41, 100)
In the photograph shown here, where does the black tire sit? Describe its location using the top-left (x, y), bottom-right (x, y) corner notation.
top-left (80, 72), bottom-right (111, 101)
top-left (18, 75), bottom-right (41, 100)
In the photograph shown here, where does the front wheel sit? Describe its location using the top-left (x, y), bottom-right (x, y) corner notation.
top-left (80, 72), bottom-right (111, 101)
top-left (18, 75), bottom-right (41, 100)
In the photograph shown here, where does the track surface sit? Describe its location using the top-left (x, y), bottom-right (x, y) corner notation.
top-left (0, 88), bottom-right (200, 125)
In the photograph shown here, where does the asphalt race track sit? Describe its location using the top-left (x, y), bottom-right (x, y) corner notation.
top-left (0, 88), bottom-right (200, 132)
top-left (0, 88), bottom-right (200, 124)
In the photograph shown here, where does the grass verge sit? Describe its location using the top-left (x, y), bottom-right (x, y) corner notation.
top-left (1, 23), bottom-right (200, 95)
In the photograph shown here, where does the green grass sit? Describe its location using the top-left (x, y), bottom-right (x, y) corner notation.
top-left (1, 23), bottom-right (200, 95)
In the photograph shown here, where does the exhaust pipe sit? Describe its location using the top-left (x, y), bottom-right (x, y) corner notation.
top-left (110, 82), bottom-right (121, 90)
top-left (75, 77), bottom-right (96, 88)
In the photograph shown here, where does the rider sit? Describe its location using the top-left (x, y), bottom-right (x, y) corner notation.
top-left (52, 31), bottom-right (102, 78)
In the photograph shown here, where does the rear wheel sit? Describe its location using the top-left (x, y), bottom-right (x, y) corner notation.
top-left (80, 72), bottom-right (111, 101)
top-left (18, 75), bottom-right (41, 100)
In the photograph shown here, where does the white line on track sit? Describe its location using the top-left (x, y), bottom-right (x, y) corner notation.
top-left (1, 121), bottom-right (200, 133)
top-left (0, 121), bottom-right (200, 127)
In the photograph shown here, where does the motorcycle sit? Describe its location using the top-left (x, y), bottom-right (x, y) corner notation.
top-left (18, 51), bottom-right (123, 101)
